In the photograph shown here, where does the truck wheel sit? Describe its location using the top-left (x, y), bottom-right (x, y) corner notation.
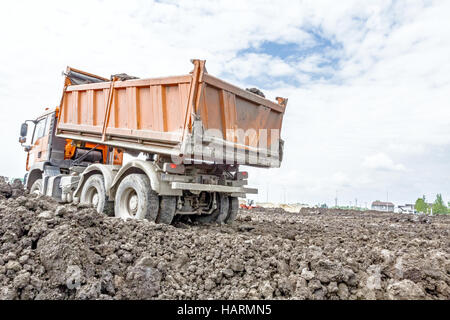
top-left (30, 179), bottom-right (43, 195)
top-left (156, 196), bottom-right (176, 224)
top-left (225, 197), bottom-right (239, 224)
top-left (114, 173), bottom-right (159, 221)
top-left (192, 193), bottom-right (229, 224)
top-left (80, 174), bottom-right (109, 214)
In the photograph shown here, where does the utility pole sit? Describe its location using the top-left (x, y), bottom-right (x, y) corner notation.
top-left (355, 198), bottom-right (358, 208)
top-left (386, 191), bottom-right (389, 212)
top-left (335, 190), bottom-right (338, 208)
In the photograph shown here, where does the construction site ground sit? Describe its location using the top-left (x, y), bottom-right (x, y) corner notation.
top-left (0, 178), bottom-right (449, 300)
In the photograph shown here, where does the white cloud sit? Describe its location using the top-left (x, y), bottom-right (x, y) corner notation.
top-left (362, 153), bottom-right (406, 172)
top-left (0, 0), bottom-right (450, 206)
top-left (332, 172), bottom-right (351, 187)
top-left (225, 53), bottom-right (295, 79)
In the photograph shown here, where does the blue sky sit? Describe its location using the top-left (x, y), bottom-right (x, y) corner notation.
top-left (1, 0), bottom-right (450, 207)
top-left (245, 29), bottom-right (341, 61)
top-left (233, 31), bottom-right (342, 87)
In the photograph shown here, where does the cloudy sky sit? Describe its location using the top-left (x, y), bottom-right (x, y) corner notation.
top-left (1, 0), bottom-right (449, 207)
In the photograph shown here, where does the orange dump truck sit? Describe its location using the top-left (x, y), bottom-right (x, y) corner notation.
top-left (19, 59), bottom-right (287, 224)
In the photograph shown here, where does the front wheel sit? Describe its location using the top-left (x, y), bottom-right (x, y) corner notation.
top-left (80, 174), bottom-right (112, 214)
top-left (114, 173), bottom-right (159, 221)
top-left (30, 179), bottom-right (43, 195)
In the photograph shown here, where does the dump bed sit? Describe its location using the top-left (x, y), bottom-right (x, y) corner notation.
top-left (56, 60), bottom-right (287, 168)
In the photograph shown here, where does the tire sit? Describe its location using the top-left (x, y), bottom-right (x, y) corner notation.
top-left (80, 174), bottom-right (109, 214)
top-left (192, 193), bottom-right (229, 224)
top-left (30, 179), bottom-right (43, 195)
top-left (114, 173), bottom-right (159, 221)
top-left (225, 197), bottom-right (239, 224)
top-left (156, 196), bottom-right (177, 224)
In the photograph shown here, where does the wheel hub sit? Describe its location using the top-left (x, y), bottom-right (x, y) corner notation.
top-left (92, 192), bottom-right (99, 207)
top-left (128, 193), bottom-right (138, 216)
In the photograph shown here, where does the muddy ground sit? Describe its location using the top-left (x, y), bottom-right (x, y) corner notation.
top-left (0, 178), bottom-right (449, 300)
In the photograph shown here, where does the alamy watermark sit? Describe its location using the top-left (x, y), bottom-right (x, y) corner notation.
top-left (171, 127), bottom-right (282, 166)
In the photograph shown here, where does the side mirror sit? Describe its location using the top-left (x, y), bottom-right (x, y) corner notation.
top-left (20, 122), bottom-right (28, 137)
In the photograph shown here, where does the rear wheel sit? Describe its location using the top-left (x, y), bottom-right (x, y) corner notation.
top-left (157, 196), bottom-right (177, 224)
top-left (192, 193), bottom-right (229, 224)
top-left (225, 197), bottom-right (239, 224)
top-left (80, 174), bottom-right (111, 214)
top-left (30, 179), bottom-right (43, 195)
top-left (114, 173), bottom-right (159, 221)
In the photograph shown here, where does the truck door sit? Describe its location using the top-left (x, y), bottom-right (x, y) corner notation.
top-left (27, 115), bottom-right (51, 170)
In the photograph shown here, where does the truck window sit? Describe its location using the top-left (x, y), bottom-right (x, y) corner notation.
top-left (33, 116), bottom-right (49, 144)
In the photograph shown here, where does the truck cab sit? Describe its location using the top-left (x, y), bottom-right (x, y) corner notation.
top-left (20, 109), bottom-right (65, 193)
top-left (19, 108), bottom-right (116, 195)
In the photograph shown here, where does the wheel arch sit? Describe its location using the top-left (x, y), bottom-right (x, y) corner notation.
top-left (109, 160), bottom-right (181, 198)
top-left (73, 164), bottom-right (119, 202)
top-left (26, 163), bottom-right (45, 190)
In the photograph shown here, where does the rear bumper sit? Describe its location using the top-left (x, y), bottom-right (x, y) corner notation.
top-left (170, 182), bottom-right (258, 195)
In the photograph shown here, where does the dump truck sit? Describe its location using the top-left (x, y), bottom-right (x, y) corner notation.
top-left (18, 59), bottom-right (287, 224)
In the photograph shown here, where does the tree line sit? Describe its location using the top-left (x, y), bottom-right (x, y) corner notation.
top-left (415, 194), bottom-right (449, 215)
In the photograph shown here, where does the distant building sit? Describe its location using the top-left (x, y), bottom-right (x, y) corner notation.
top-left (398, 204), bottom-right (416, 214)
top-left (371, 201), bottom-right (395, 212)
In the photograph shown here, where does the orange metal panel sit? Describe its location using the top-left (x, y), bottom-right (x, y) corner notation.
top-left (65, 75), bottom-right (192, 92)
top-left (219, 89), bottom-right (237, 142)
top-left (116, 88), bottom-right (128, 128)
top-left (126, 87), bottom-right (138, 130)
top-left (29, 135), bottom-right (49, 165)
top-left (201, 85), bottom-right (223, 132)
top-left (138, 86), bottom-right (161, 131)
top-left (165, 85), bottom-right (186, 132)
top-left (202, 73), bottom-right (285, 113)
top-left (79, 90), bottom-right (89, 125)
top-left (93, 89), bottom-right (105, 127)
top-left (57, 59), bottom-right (287, 167)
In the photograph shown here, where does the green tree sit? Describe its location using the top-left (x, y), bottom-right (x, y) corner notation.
top-left (415, 196), bottom-right (429, 213)
top-left (432, 194), bottom-right (448, 215)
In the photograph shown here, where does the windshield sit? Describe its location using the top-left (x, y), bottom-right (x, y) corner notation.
top-left (32, 116), bottom-right (49, 144)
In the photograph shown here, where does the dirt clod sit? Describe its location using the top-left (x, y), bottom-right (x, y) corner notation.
top-left (0, 179), bottom-right (449, 299)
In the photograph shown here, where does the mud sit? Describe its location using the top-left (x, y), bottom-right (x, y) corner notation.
top-left (0, 179), bottom-right (449, 300)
